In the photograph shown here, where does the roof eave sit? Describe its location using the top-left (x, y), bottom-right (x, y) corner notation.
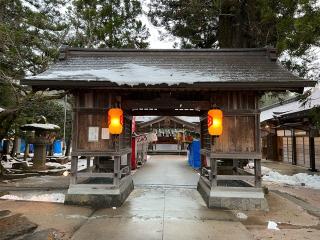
top-left (21, 79), bottom-right (316, 92)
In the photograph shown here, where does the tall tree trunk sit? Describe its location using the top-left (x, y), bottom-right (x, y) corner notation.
top-left (217, 0), bottom-right (237, 48)
top-left (49, 144), bottom-right (54, 156)
top-left (0, 162), bottom-right (6, 177)
top-left (65, 138), bottom-right (71, 156)
top-left (218, 0), bottom-right (254, 48)
top-left (11, 136), bottom-right (19, 157)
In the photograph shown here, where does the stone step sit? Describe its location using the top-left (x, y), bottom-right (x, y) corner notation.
top-left (0, 213), bottom-right (38, 240)
top-left (0, 210), bottom-right (11, 219)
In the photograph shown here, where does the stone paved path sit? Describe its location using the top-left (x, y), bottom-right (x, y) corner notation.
top-left (0, 155), bottom-right (253, 240)
top-left (133, 155), bottom-right (199, 187)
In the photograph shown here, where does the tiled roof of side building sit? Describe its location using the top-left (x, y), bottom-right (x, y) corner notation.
top-left (260, 86), bottom-right (320, 122)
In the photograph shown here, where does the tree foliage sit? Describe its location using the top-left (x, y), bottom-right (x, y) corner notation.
top-left (0, 0), bottom-right (68, 79)
top-left (148, 0), bottom-right (320, 77)
top-left (0, 0), bottom-right (149, 142)
top-left (0, 0), bottom-right (69, 140)
top-left (68, 0), bottom-right (149, 48)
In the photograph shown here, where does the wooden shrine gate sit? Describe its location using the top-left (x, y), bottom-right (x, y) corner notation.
top-left (22, 47), bottom-right (315, 210)
top-left (51, 89), bottom-right (266, 209)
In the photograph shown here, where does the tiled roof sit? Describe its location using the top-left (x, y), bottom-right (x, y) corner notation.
top-left (260, 86), bottom-right (320, 122)
top-left (22, 47), bottom-right (315, 91)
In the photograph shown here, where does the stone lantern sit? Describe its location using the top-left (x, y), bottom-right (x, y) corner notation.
top-left (21, 116), bottom-right (60, 170)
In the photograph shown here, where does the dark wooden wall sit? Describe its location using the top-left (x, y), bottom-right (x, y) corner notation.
top-left (71, 90), bottom-right (260, 158)
top-left (72, 90), bottom-right (131, 154)
top-left (201, 91), bottom-right (260, 158)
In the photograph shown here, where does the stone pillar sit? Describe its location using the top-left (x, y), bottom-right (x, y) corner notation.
top-left (70, 156), bottom-right (78, 185)
top-left (33, 143), bottom-right (47, 169)
top-left (254, 159), bottom-right (262, 187)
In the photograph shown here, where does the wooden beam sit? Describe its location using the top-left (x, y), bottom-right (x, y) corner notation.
top-left (126, 108), bottom-right (258, 117)
top-left (71, 149), bottom-right (131, 157)
top-left (127, 109), bottom-right (204, 116)
top-left (122, 99), bottom-right (211, 110)
top-left (200, 150), bottom-right (262, 160)
top-left (77, 172), bottom-right (114, 178)
top-left (25, 79), bottom-right (313, 92)
top-left (217, 175), bottom-right (255, 181)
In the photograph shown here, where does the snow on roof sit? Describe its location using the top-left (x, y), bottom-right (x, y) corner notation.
top-left (260, 86), bottom-right (320, 122)
top-left (22, 48), bottom-right (314, 91)
top-left (21, 123), bottom-right (60, 131)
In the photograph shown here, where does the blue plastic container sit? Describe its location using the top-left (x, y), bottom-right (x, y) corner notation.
top-left (188, 140), bottom-right (201, 169)
top-left (53, 140), bottom-right (63, 155)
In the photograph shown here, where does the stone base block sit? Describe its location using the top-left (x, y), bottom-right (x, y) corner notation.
top-left (64, 175), bottom-right (134, 208)
top-left (197, 176), bottom-right (268, 211)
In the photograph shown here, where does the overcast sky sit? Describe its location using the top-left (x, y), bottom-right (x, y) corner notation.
top-left (140, 0), bottom-right (177, 49)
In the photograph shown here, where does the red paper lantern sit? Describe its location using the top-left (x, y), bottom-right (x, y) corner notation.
top-left (108, 108), bottom-right (123, 134)
top-left (208, 109), bottom-right (223, 136)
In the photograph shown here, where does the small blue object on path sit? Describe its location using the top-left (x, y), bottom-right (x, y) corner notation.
top-left (188, 139), bottom-right (201, 169)
top-left (53, 140), bottom-right (63, 155)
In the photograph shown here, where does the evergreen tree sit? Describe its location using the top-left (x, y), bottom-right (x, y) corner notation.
top-left (0, 0), bottom-right (68, 80)
top-left (0, 0), bottom-right (69, 140)
top-left (148, 0), bottom-right (320, 77)
top-left (68, 0), bottom-right (150, 48)
top-left (0, 0), bottom-right (151, 161)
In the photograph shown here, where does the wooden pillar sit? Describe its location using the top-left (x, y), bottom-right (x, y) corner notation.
top-left (210, 158), bottom-right (217, 187)
top-left (86, 156), bottom-right (91, 172)
top-left (93, 157), bottom-right (98, 171)
top-left (70, 156), bottom-right (78, 185)
top-left (113, 156), bottom-right (121, 186)
top-left (309, 136), bottom-right (317, 172)
top-left (254, 159), bottom-right (262, 187)
top-left (113, 133), bottom-right (121, 186)
top-left (292, 130), bottom-right (297, 165)
top-left (232, 159), bottom-right (238, 174)
top-left (127, 152), bottom-right (132, 175)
